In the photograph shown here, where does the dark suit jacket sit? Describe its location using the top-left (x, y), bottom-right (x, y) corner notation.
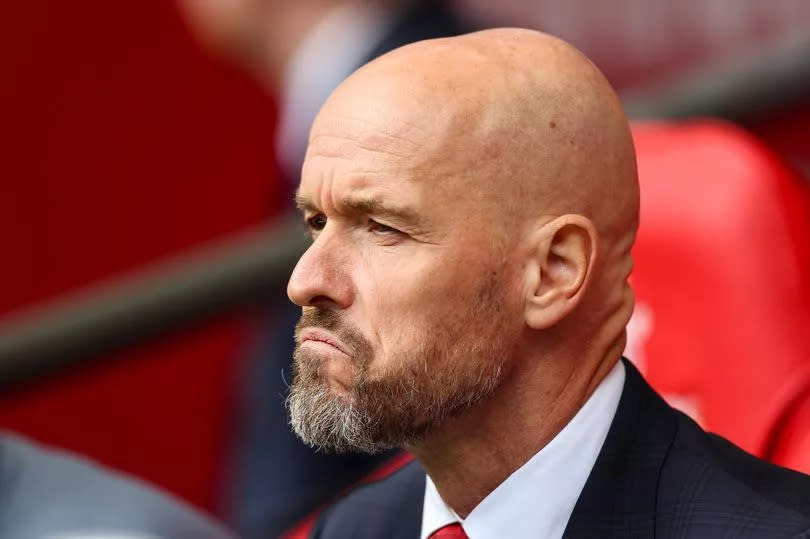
top-left (311, 359), bottom-right (810, 538)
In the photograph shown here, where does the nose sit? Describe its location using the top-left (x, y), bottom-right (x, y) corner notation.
top-left (287, 233), bottom-right (353, 310)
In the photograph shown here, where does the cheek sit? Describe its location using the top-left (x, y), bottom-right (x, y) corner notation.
top-left (358, 247), bottom-right (500, 340)
top-left (362, 256), bottom-right (442, 325)
top-left (364, 248), bottom-right (465, 307)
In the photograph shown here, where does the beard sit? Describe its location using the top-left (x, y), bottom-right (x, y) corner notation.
top-left (287, 276), bottom-right (512, 454)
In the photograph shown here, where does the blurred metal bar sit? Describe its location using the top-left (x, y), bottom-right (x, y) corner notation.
top-left (0, 218), bottom-right (308, 388)
top-left (624, 35), bottom-right (810, 120)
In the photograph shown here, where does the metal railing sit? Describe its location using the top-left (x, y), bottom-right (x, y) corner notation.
top-left (623, 34), bottom-right (810, 120)
top-left (0, 220), bottom-right (308, 388)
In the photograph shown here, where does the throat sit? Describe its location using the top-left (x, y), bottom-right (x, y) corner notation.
top-left (406, 357), bottom-right (604, 518)
top-left (406, 397), bottom-right (561, 517)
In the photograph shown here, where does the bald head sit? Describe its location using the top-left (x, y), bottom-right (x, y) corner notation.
top-left (309, 28), bottom-right (638, 240)
top-left (289, 29), bottom-right (639, 456)
top-left (302, 29), bottom-right (638, 338)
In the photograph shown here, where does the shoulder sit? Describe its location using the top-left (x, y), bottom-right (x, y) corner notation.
top-left (0, 432), bottom-right (234, 539)
top-left (312, 458), bottom-right (426, 539)
top-left (657, 412), bottom-right (810, 538)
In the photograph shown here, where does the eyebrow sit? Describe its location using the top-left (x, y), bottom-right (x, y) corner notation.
top-left (295, 192), bottom-right (317, 213)
top-left (295, 192), bottom-right (423, 229)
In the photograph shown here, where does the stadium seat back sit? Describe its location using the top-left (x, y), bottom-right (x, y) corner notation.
top-left (627, 120), bottom-right (810, 472)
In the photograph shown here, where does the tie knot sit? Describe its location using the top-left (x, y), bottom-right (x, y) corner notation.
top-left (429, 522), bottom-right (468, 539)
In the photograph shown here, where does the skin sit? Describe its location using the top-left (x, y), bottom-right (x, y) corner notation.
top-left (288, 28), bottom-right (639, 517)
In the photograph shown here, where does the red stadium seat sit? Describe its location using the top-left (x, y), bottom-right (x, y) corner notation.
top-left (627, 120), bottom-right (810, 474)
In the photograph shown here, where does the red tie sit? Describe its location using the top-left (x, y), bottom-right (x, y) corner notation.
top-left (429, 523), bottom-right (469, 539)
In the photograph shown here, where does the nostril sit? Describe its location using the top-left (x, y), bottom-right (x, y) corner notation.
top-left (309, 295), bottom-right (336, 308)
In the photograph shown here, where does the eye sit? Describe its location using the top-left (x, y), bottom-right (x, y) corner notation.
top-left (368, 219), bottom-right (400, 235)
top-left (306, 213), bottom-right (327, 232)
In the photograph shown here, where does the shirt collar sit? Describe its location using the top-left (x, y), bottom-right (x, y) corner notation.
top-left (420, 360), bottom-right (626, 539)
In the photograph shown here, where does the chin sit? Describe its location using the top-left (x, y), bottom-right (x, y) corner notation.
top-left (327, 381), bottom-right (357, 405)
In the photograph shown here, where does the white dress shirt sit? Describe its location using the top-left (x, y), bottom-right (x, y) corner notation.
top-left (420, 361), bottom-right (626, 539)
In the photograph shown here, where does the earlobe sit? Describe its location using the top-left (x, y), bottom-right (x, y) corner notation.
top-left (524, 215), bottom-right (597, 329)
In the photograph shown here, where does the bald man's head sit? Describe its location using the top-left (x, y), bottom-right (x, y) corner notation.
top-left (311, 28), bottom-right (638, 238)
top-left (288, 29), bottom-right (639, 453)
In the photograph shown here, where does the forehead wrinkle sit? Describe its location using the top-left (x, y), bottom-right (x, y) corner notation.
top-left (308, 133), bottom-right (420, 162)
top-left (309, 110), bottom-right (427, 160)
top-left (295, 183), bottom-right (424, 226)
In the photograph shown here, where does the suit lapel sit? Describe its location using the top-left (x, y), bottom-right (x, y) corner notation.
top-left (390, 470), bottom-right (425, 539)
top-left (563, 359), bottom-right (678, 539)
top-left (356, 461), bottom-right (425, 539)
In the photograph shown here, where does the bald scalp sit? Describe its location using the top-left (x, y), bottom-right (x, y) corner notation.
top-left (309, 28), bottom-right (639, 246)
top-left (305, 28), bottom-right (639, 350)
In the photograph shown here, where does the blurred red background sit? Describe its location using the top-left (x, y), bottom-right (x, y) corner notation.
top-left (1, 1), bottom-right (282, 512)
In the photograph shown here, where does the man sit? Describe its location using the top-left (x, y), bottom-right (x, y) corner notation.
top-left (0, 432), bottom-right (235, 539)
top-left (180, 1), bottom-right (470, 535)
top-left (285, 28), bottom-right (810, 538)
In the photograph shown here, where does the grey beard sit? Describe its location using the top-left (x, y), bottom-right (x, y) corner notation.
top-left (286, 382), bottom-right (400, 454)
top-left (287, 271), bottom-right (511, 453)
top-left (286, 349), bottom-right (505, 454)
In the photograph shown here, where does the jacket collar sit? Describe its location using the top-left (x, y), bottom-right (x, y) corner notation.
top-left (563, 358), bottom-right (678, 538)
top-left (333, 358), bottom-right (678, 539)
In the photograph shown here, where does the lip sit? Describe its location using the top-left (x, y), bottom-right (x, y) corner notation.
top-left (298, 328), bottom-right (351, 356)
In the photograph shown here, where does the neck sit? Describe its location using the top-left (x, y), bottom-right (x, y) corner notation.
top-left (407, 331), bottom-right (626, 518)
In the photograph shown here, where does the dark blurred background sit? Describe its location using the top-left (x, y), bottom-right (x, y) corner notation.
top-left (2, 0), bottom-right (286, 514)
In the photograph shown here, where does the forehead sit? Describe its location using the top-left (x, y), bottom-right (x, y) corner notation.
top-left (299, 111), bottom-right (437, 201)
top-left (307, 109), bottom-right (428, 162)
top-left (298, 81), bottom-right (505, 219)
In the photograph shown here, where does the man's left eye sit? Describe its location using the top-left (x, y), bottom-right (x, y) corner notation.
top-left (368, 220), bottom-right (399, 235)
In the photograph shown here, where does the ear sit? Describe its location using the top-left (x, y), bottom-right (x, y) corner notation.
top-left (523, 215), bottom-right (597, 329)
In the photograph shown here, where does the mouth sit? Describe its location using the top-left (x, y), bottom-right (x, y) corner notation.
top-left (297, 327), bottom-right (351, 356)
